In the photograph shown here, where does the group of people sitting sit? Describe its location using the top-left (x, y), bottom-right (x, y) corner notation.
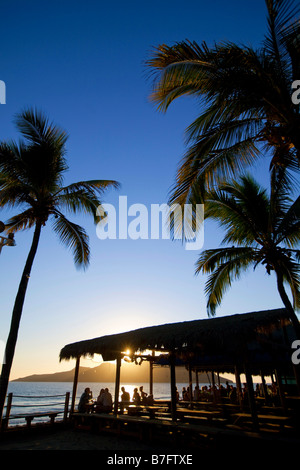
top-left (122, 385), bottom-right (154, 405)
top-left (78, 385), bottom-right (154, 413)
top-left (180, 382), bottom-right (238, 403)
top-left (78, 386), bottom-right (113, 413)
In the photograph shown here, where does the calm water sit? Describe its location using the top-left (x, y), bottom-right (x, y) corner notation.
top-left (5, 381), bottom-right (210, 427)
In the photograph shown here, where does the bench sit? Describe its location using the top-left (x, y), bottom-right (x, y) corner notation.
top-left (71, 411), bottom-right (176, 441)
top-left (232, 413), bottom-right (292, 431)
top-left (177, 408), bottom-right (222, 419)
top-left (4, 412), bottom-right (59, 428)
top-left (120, 402), bottom-right (170, 419)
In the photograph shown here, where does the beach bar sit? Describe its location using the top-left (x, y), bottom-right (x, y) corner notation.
top-left (59, 308), bottom-right (300, 434)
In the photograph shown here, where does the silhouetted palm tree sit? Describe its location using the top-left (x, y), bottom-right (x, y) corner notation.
top-left (147, 0), bottom-right (300, 205)
top-left (195, 174), bottom-right (300, 337)
top-left (0, 109), bottom-right (119, 423)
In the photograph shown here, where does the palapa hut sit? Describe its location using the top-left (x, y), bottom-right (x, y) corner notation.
top-left (60, 308), bottom-right (299, 426)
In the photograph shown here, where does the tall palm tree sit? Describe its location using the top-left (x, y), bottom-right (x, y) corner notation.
top-left (0, 109), bottom-right (119, 424)
top-left (146, 0), bottom-right (300, 205)
top-left (194, 173), bottom-right (300, 336)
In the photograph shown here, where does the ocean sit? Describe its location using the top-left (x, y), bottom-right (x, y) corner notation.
top-left (5, 381), bottom-right (211, 427)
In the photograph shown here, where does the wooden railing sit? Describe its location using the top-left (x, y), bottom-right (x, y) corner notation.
top-left (1, 391), bottom-right (70, 430)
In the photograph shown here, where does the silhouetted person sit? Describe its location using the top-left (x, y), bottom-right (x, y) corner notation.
top-left (95, 387), bottom-right (112, 413)
top-left (78, 387), bottom-right (92, 412)
top-left (133, 388), bottom-right (141, 404)
top-left (121, 386), bottom-right (130, 402)
top-left (140, 386), bottom-right (148, 403)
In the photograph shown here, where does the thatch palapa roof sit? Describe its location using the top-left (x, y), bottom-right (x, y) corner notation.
top-left (59, 308), bottom-right (295, 371)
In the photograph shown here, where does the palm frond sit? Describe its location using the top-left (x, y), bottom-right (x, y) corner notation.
top-left (195, 247), bottom-right (257, 316)
top-left (264, 0), bottom-right (300, 70)
top-left (0, 178), bottom-right (36, 209)
top-left (0, 141), bottom-right (30, 183)
top-left (13, 109), bottom-right (69, 190)
top-left (52, 211), bottom-right (90, 269)
top-left (203, 181), bottom-right (268, 247)
top-left (59, 179), bottom-right (120, 195)
top-left (276, 194), bottom-right (300, 246)
top-left (169, 138), bottom-right (260, 206)
top-left (146, 41), bottom-right (222, 112)
top-left (5, 209), bottom-right (36, 232)
top-left (56, 188), bottom-right (101, 222)
top-left (56, 180), bottom-right (120, 222)
top-left (14, 108), bottom-right (68, 150)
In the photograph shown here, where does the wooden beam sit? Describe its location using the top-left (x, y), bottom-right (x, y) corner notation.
top-left (195, 370), bottom-right (199, 387)
top-left (64, 392), bottom-right (70, 422)
top-left (234, 365), bottom-right (243, 410)
top-left (211, 370), bottom-right (217, 403)
top-left (114, 355), bottom-right (121, 415)
top-left (292, 364), bottom-right (300, 396)
top-left (188, 364), bottom-right (193, 406)
top-left (275, 369), bottom-right (287, 413)
top-left (169, 354), bottom-right (177, 422)
top-left (260, 371), bottom-right (268, 402)
top-left (70, 356), bottom-right (80, 414)
top-left (244, 365), bottom-right (259, 431)
top-left (149, 351), bottom-right (154, 396)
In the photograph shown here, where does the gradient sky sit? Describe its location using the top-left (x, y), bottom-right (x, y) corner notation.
top-left (0, 0), bottom-right (295, 380)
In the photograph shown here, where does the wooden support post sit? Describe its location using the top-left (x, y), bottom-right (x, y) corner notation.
top-left (211, 371), bottom-right (217, 403)
top-left (1, 392), bottom-right (13, 430)
top-left (169, 354), bottom-right (177, 422)
top-left (114, 355), bottom-right (121, 415)
top-left (196, 370), bottom-right (199, 388)
top-left (149, 351), bottom-right (154, 396)
top-left (235, 365), bottom-right (243, 409)
top-left (292, 364), bottom-right (300, 396)
top-left (260, 372), bottom-right (268, 402)
top-left (188, 364), bottom-right (193, 406)
top-left (64, 392), bottom-right (70, 422)
top-left (275, 369), bottom-right (287, 412)
top-left (71, 357), bottom-right (80, 414)
top-left (244, 365), bottom-right (259, 431)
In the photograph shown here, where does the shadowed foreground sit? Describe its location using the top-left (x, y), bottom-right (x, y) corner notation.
top-left (0, 422), bottom-right (299, 456)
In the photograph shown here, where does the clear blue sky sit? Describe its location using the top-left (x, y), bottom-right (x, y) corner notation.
top-left (0, 0), bottom-right (293, 379)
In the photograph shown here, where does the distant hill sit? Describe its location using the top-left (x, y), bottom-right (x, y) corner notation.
top-left (13, 361), bottom-right (230, 385)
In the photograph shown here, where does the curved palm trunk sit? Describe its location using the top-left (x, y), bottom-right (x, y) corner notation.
top-left (0, 222), bottom-right (42, 426)
top-left (275, 269), bottom-right (300, 339)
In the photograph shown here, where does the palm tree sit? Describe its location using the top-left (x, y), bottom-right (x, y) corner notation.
top-left (0, 109), bottom-right (119, 424)
top-left (194, 173), bottom-right (300, 337)
top-left (146, 0), bottom-right (300, 205)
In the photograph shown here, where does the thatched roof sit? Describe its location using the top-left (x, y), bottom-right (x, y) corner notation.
top-left (60, 308), bottom-right (295, 370)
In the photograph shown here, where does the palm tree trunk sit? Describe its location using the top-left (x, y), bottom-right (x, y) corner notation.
top-left (0, 222), bottom-right (42, 426)
top-left (275, 268), bottom-right (300, 339)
